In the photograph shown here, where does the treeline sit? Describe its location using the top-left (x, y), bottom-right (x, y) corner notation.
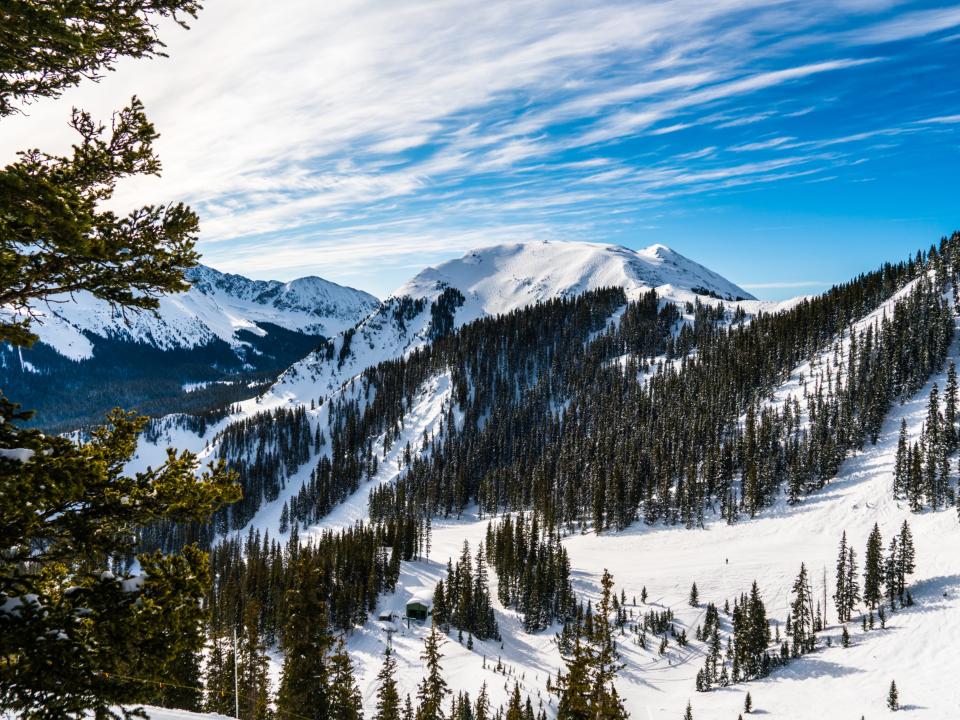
top-left (894, 368), bottom-right (960, 513)
top-left (2, 323), bottom-right (322, 433)
top-left (212, 405), bottom-right (314, 531)
top-left (201, 234), bottom-right (960, 553)
top-left (370, 235), bottom-right (960, 536)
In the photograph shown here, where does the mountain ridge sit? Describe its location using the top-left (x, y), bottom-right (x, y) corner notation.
top-left (18, 263), bottom-right (379, 361)
top-left (272, 240), bottom-right (759, 398)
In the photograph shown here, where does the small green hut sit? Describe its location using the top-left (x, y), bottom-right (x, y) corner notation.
top-left (405, 600), bottom-right (430, 621)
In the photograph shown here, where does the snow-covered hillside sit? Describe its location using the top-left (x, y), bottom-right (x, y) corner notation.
top-left (324, 286), bottom-right (960, 720)
top-left (17, 264), bottom-right (378, 361)
top-left (121, 241), bottom-right (960, 720)
top-left (271, 241), bottom-right (758, 398)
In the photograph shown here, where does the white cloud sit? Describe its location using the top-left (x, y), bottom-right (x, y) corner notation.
top-left (851, 6), bottom-right (960, 44)
top-left (0, 0), bottom-right (951, 290)
top-left (917, 114), bottom-right (960, 124)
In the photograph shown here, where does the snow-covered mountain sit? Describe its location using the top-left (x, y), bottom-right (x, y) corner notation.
top-left (125, 238), bottom-right (960, 720)
top-left (21, 264), bottom-right (379, 362)
top-left (398, 241), bottom-right (753, 317)
top-left (1, 265), bottom-right (378, 430)
top-left (272, 241), bottom-right (756, 397)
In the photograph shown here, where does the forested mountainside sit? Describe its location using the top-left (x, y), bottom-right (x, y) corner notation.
top-left (0, 264), bottom-right (378, 431)
top-left (269, 241), bottom-right (757, 399)
top-left (119, 236), bottom-right (960, 719)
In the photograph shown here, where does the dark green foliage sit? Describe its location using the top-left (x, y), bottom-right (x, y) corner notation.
top-left (0, 1), bottom-right (200, 117)
top-left (429, 287), bottom-right (466, 340)
top-left (0, 96), bottom-right (200, 348)
top-left (437, 541), bottom-right (499, 641)
top-left (884, 521), bottom-right (916, 609)
top-left (1, 323), bottom-right (322, 432)
top-left (237, 602), bottom-right (270, 720)
top-left (733, 583), bottom-right (771, 680)
top-left (698, 581), bottom-right (771, 691)
top-left (373, 647), bottom-right (402, 720)
top-left (329, 637), bottom-right (364, 720)
top-left (207, 520), bottom-right (406, 640)
top-left (557, 569), bottom-right (627, 720)
top-left (1, 7), bottom-right (244, 713)
top-left (276, 564), bottom-right (334, 719)
top-left (212, 404), bottom-right (313, 530)
top-left (790, 563), bottom-right (816, 657)
top-left (486, 514), bottom-right (575, 632)
top-left (864, 524), bottom-right (884, 609)
top-left (0, 402), bottom-right (238, 718)
top-left (364, 238), bottom-right (959, 539)
top-left (834, 531), bottom-right (860, 623)
top-left (417, 624), bottom-right (450, 720)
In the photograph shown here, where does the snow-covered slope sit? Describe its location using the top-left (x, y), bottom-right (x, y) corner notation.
top-left (19, 264), bottom-right (379, 361)
top-left (123, 242), bottom-right (960, 719)
top-left (322, 284), bottom-right (960, 720)
top-left (272, 241), bottom-right (757, 398)
top-left (399, 241), bottom-right (753, 318)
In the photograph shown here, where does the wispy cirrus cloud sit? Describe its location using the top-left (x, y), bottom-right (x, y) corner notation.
top-left (1, 0), bottom-right (958, 295)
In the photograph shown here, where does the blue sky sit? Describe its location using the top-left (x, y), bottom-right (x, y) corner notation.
top-left (2, 0), bottom-right (959, 298)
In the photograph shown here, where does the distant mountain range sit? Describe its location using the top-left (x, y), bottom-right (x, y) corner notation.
top-left (0, 264), bottom-right (378, 431)
top-left (2, 240), bottom-right (760, 431)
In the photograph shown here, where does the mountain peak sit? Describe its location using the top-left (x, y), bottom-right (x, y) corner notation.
top-left (394, 240), bottom-right (754, 317)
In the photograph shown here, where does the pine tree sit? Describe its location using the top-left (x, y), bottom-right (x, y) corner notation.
top-left (505, 684), bottom-right (523, 720)
top-left (946, 362), bottom-right (958, 451)
top-left (153, 646), bottom-right (203, 711)
top-left (790, 563), bottom-right (815, 656)
top-left (896, 521), bottom-right (916, 604)
top-left (863, 524), bottom-right (884, 609)
top-left (204, 632), bottom-right (235, 714)
top-left (0, 7), bottom-right (242, 715)
top-left (887, 680), bottom-right (899, 711)
top-left (474, 683), bottom-right (490, 720)
top-left (744, 692), bottom-right (753, 713)
top-left (417, 624), bottom-right (450, 720)
top-left (557, 570), bottom-right (627, 720)
top-left (689, 582), bottom-right (699, 607)
top-left (884, 537), bottom-right (900, 610)
top-left (434, 580), bottom-right (450, 633)
top-left (557, 636), bottom-right (593, 720)
top-left (834, 532), bottom-right (849, 621)
top-left (238, 603), bottom-right (271, 720)
top-left (683, 700), bottom-right (694, 720)
top-left (277, 564), bottom-right (333, 719)
top-left (373, 647), bottom-right (401, 720)
top-left (329, 637), bottom-right (364, 720)
top-left (894, 420), bottom-right (909, 496)
top-left (592, 569), bottom-right (628, 720)
top-left (845, 546), bottom-right (860, 622)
